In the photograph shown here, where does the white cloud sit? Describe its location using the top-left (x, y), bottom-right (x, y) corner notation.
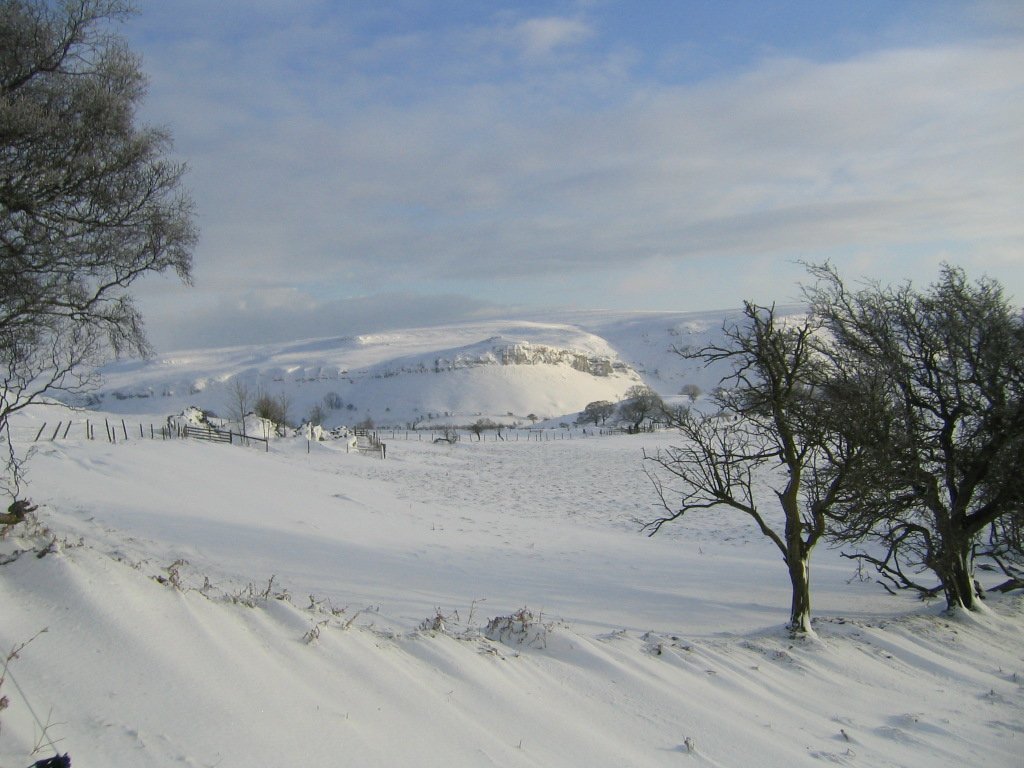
top-left (125, 4), bottom-right (1024, 346)
top-left (135, 285), bottom-right (513, 351)
top-left (513, 16), bottom-right (593, 59)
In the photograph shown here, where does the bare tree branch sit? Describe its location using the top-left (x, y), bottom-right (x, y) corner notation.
top-left (805, 262), bottom-right (1024, 611)
top-left (645, 302), bottom-right (858, 634)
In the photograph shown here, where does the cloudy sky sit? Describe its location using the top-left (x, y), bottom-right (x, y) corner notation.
top-left (123, 0), bottom-right (1024, 351)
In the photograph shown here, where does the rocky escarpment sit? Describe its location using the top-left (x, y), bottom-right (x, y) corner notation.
top-left (374, 338), bottom-right (633, 379)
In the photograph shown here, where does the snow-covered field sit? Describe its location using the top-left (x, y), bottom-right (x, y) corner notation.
top-left (2, 400), bottom-right (1022, 767)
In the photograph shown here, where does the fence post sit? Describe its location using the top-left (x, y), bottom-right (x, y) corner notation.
top-left (51, 422), bottom-right (62, 441)
top-left (63, 421), bottom-right (72, 439)
top-left (122, 419), bottom-right (128, 440)
top-left (34, 423), bottom-right (46, 442)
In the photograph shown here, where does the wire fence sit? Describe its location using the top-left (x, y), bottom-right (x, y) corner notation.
top-left (12, 418), bottom-right (653, 462)
top-left (23, 417), bottom-right (269, 451)
top-left (372, 425), bottom-right (641, 443)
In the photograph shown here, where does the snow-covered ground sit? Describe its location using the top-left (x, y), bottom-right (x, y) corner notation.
top-left (2, 399), bottom-right (1022, 767)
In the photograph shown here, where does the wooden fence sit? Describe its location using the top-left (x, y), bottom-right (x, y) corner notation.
top-left (31, 418), bottom-right (268, 451)
top-left (186, 425), bottom-right (270, 452)
top-left (353, 428), bottom-right (386, 459)
top-left (182, 424), bottom-right (232, 444)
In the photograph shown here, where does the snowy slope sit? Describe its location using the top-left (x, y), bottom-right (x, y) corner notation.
top-left (1, 401), bottom-right (1022, 767)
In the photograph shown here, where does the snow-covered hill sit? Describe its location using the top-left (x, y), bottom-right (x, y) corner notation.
top-left (6, 307), bottom-right (1018, 767)
top-left (76, 308), bottom-right (781, 428)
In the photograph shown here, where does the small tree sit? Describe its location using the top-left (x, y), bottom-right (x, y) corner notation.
top-left (1, 0), bottom-right (196, 500)
top-left (435, 425), bottom-right (458, 443)
top-left (253, 390), bottom-right (291, 434)
top-left (226, 379), bottom-right (252, 434)
top-left (618, 386), bottom-right (664, 431)
top-left (307, 403), bottom-right (326, 427)
top-left (276, 392), bottom-right (292, 430)
top-left (680, 383), bottom-right (702, 403)
top-left (469, 418), bottom-right (496, 440)
top-left (645, 302), bottom-right (858, 634)
top-left (806, 263), bottom-right (1024, 612)
top-left (579, 400), bottom-right (615, 426)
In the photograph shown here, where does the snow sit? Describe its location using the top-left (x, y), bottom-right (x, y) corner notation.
top-left (73, 311), bottom-right (767, 428)
top-left (2, 312), bottom-right (1022, 767)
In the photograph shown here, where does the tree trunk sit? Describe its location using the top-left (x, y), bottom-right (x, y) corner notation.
top-left (787, 552), bottom-right (813, 634)
top-left (939, 544), bottom-right (978, 612)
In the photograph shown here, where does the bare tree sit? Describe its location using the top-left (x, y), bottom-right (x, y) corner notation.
top-left (806, 263), bottom-right (1024, 612)
top-left (680, 383), bottom-right (702, 403)
top-left (275, 391), bottom-right (292, 431)
top-left (469, 418), bottom-right (497, 440)
top-left (435, 425), bottom-right (458, 443)
top-left (322, 391), bottom-right (344, 410)
top-left (644, 302), bottom-right (859, 635)
top-left (618, 385), bottom-right (664, 432)
top-left (1, 0), bottom-right (197, 501)
top-left (579, 400), bottom-right (614, 426)
top-left (307, 403), bottom-right (326, 427)
top-left (226, 379), bottom-right (252, 434)
top-left (253, 389), bottom-right (292, 435)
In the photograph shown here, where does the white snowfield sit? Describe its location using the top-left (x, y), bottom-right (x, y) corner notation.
top-left (2, 312), bottom-right (1022, 767)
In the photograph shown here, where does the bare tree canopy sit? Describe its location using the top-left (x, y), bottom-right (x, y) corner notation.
top-left (806, 263), bottom-right (1024, 612)
top-left (578, 399), bottom-right (614, 426)
top-left (647, 266), bottom-right (1023, 627)
top-left (617, 385), bottom-right (664, 431)
top-left (1, 0), bottom-right (197, 498)
top-left (645, 302), bottom-right (859, 635)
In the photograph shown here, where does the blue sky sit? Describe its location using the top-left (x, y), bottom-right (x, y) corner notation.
top-left (124, 1), bottom-right (1024, 350)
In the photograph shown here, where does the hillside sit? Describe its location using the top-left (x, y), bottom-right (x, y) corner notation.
top-left (81, 309), bottom-right (772, 428)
